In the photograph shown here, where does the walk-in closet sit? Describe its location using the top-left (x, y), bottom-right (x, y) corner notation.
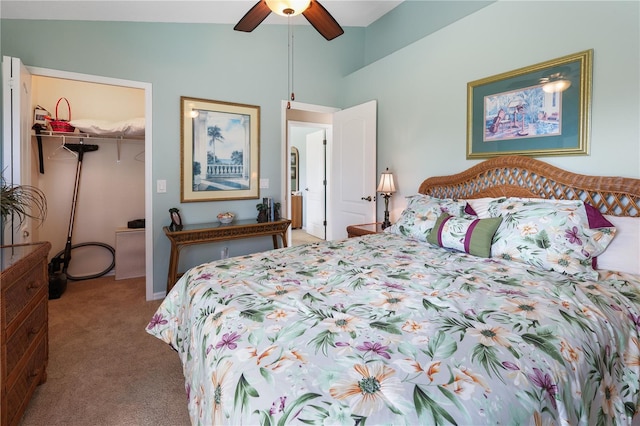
top-left (30, 76), bottom-right (145, 280)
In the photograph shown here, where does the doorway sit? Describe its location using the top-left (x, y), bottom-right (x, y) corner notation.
top-left (3, 58), bottom-right (155, 300)
top-left (283, 101), bottom-right (336, 246)
top-left (288, 123), bottom-right (331, 245)
top-left (281, 100), bottom-right (378, 245)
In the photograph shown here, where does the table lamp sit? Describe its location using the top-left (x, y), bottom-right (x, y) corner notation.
top-left (377, 168), bottom-right (396, 229)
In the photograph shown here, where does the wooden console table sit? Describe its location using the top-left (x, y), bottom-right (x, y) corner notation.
top-left (163, 219), bottom-right (291, 292)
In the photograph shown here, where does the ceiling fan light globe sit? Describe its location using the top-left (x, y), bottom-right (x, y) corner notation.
top-left (266, 0), bottom-right (311, 16)
top-left (542, 79), bottom-right (571, 93)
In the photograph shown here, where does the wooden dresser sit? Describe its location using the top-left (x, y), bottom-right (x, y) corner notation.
top-left (1, 242), bottom-right (51, 426)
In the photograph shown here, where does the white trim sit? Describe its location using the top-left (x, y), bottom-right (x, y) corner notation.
top-left (152, 291), bottom-right (167, 301)
top-left (26, 65), bottom-right (155, 301)
top-left (286, 101), bottom-right (340, 114)
top-left (27, 66), bottom-right (148, 90)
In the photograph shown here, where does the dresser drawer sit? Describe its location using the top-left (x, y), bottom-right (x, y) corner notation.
top-left (2, 263), bottom-right (47, 327)
top-left (5, 298), bottom-right (47, 376)
top-left (5, 336), bottom-right (47, 426)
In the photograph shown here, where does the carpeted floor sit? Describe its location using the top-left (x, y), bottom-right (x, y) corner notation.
top-left (19, 275), bottom-right (190, 426)
top-left (291, 229), bottom-right (323, 245)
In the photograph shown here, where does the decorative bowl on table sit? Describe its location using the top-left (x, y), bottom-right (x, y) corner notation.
top-left (217, 212), bottom-right (235, 224)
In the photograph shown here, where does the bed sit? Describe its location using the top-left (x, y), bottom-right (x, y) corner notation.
top-left (147, 155), bottom-right (640, 425)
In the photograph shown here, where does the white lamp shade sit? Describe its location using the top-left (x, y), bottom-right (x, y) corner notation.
top-left (377, 168), bottom-right (396, 194)
top-left (266, 0), bottom-right (311, 16)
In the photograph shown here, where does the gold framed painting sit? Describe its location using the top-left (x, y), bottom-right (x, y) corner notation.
top-left (180, 96), bottom-right (260, 202)
top-left (467, 49), bottom-right (592, 159)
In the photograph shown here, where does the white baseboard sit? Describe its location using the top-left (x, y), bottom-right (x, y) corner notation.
top-left (151, 291), bottom-right (167, 300)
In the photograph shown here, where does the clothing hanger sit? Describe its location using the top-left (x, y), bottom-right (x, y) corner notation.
top-left (134, 149), bottom-right (145, 163)
top-left (48, 136), bottom-right (78, 161)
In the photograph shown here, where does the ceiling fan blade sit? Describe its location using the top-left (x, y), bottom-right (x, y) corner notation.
top-left (234, 1), bottom-right (272, 33)
top-left (302, 0), bottom-right (344, 40)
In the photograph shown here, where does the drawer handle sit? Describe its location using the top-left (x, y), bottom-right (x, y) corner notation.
top-left (29, 368), bottom-right (41, 378)
top-left (27, 281), bottom-right (41, 291)
top-left (28, 327), bottom-right (39, 336)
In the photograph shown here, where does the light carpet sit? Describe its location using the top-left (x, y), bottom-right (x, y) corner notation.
top-left (291, 229), bottom-right (322, 246)
top-left (19, 275), bottom-right (190, 426)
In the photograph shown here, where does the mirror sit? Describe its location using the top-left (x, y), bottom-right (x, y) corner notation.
top-left (291, 147), bottom-right (299, 192)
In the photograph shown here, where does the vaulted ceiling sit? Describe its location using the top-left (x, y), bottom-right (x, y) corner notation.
top-left (1, 1), bottom-right (404, 27)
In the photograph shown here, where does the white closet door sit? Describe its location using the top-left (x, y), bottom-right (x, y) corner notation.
top-left (2, 56), bottom-right (34, 245)
top-left (305, 130), bottom-right (326, 239)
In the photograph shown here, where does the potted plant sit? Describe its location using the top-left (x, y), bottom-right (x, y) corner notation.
top-left (1, 176), bottom-right (47, 230)
top-left (256, 202), bottom-right (269, 223)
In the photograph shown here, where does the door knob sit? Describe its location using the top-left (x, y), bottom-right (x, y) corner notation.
top-left (361, 196), bottom-right (372, 202)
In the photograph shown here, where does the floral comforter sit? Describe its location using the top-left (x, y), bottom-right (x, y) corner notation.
top-left (147, 233), bottom-right (640, 425)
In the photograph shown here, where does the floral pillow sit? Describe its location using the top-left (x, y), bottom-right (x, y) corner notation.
top-left (485, 198), bottom-right (616, 280)
top-left (427, 213), bottom-right (503, 258)
top-left (385, 195), bottom-right (470, 242)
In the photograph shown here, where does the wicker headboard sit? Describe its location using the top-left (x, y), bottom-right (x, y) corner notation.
top-left (419, 156), bottom-right (640, 217)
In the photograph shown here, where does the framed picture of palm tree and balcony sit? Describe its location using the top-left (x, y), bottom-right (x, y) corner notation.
top-left (180, 96), bottom-right (260, 202)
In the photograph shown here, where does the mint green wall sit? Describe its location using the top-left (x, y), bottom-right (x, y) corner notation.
top-left (1, 20), bottom-right (364, 295)
top-left (2, 1), bottom-right (639, 295)
top-left (343, 1), bottom-right (640, 221)
top-left (364, 1), bottom-right (494, 65)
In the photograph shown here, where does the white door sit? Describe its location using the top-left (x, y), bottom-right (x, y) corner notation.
top-left (305, 129), bottom-right (326, 239)
top-left (2, 56), bottom-right (34, 245)
top-left (328, 100), bottom-right (377, 240)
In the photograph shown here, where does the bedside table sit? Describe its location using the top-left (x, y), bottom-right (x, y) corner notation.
top-left (346, 222), bottom-right (384, 238)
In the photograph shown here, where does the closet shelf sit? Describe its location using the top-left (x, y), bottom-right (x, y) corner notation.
top-left (32, 130), bottom-right (144, 142)
top-left (32, 130), bottom-right (144, 162)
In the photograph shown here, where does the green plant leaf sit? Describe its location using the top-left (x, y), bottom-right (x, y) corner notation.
top-left (471, 344), bottom-right (504, 378)
top-left (240, 309), bottom-right (265, 322)
top-left (369, 321), bottom-right (403, 335)
top-left (277, 393), bottom-right (321, 426)
top-left (521, 333), bottom-right (564, 364)
top-left (413, 385), bottom-right (458, 425)
top-left (234, 374), bottom-right (259, 415)
top-left (426, 331), bottom-right (457, 360)
top-left (423, 298), bottom-right (447, 312)
top-left (309, 330), bottom-right (336, 356)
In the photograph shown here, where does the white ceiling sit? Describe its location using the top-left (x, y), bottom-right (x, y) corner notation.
top-left (1, 1), bottom-right (404, 27)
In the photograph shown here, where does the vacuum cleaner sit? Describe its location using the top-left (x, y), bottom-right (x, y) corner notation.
top-left (49, 142), bottom-right (115, 299)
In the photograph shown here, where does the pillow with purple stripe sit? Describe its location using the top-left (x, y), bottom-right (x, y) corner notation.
top-left (427, 213), bottom-right (503, 258)
top-left (384, 195), bottom-right (471, 242)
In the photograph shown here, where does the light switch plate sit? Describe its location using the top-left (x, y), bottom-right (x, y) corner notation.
top-left (260, 178), bottom-right (269, 189)
top-left (157, 179), bottom-right (167, 193)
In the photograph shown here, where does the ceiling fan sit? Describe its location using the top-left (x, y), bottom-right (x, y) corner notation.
top-left (234, 0), bottom-right (345, 41)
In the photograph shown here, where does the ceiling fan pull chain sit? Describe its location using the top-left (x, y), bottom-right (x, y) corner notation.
top-left (287, 14), bottom-right (292, 109)
top-left (290, 20), bottom-right (295, 103)
top-left (285, 11), bottom-right (296, 109)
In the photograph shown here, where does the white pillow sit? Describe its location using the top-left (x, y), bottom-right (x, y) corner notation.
top-left (597, 215), bottom-right (640, 275)
top-left (70, 117), bottom-right (145, 136)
